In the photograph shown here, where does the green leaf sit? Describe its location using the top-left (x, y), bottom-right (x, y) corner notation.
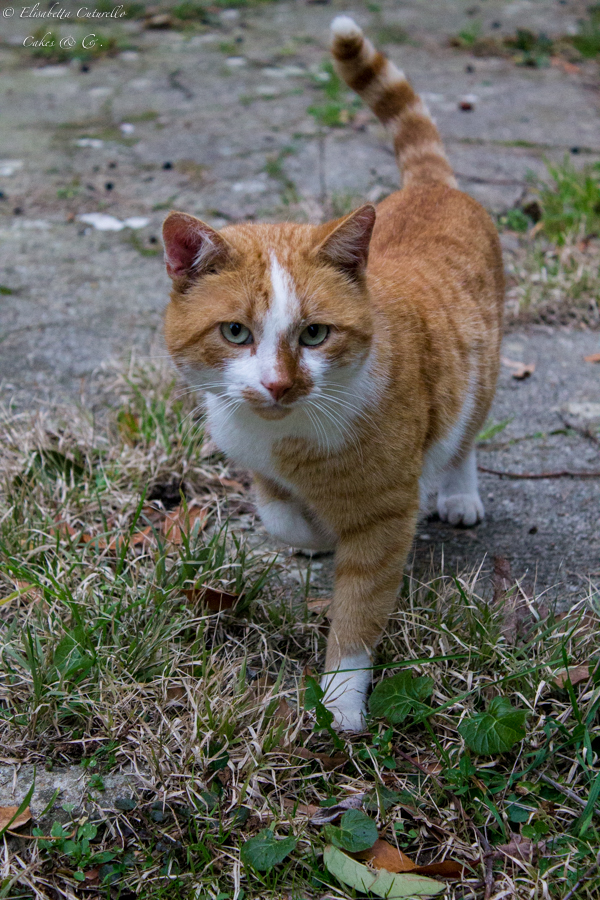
top-left (459, 697), bottom-right (527, 755)
top-left (323, 809), bottom-right (378, 852)
top-left (368, 670), bottom-right (434, 724)
top-left (240, 829), bottom-right (296, 872)
top-left (323, 845), bottom-right (444, 898)
top-left (73, 871), bottom-right (85, 883)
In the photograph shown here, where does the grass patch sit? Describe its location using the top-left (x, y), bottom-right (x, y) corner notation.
top-left (1, 361), bottom-right (600, 897)
top-left (450, 7), bottom-right (600, 66)
top-left (505, 237), bottom-right (600, 327)
top-left (307, 60), bottom-right (362, 128)
top-left (535, 157), bottom-right (600, 244)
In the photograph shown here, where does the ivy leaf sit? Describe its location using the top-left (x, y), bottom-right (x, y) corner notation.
top-left (240, 829), bottom-right (296, 872)
top-left (458, 697), bottom-right (527, 755)
top-left (368, 671), bottom-right (434, 724)
top-left (323, 809), bottom-right (378, 853)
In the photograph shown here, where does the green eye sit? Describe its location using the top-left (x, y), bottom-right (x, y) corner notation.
top-left (299, 324), bottom-right (329, 347)
top-left (221, 322), bottom-right (252, 345)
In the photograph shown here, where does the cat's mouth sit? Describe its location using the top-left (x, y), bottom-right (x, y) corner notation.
top-left (249, 402), bottom-right (293, 421)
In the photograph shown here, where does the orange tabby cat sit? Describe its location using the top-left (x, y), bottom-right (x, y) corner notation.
top-left (162, 17), bottom-right (504, 730)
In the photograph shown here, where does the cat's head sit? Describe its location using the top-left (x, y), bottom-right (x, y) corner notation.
top-left (162, 206), bottom-right (376, 420)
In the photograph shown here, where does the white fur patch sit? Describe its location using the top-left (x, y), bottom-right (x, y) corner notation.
top-left (437, 447), bottom-right (484, 526)
top-left (419, 361), bottom-right (477, 507)
top-left (321, 652), bottom-right (371, 732)
top-left (256, 496), bottom-right (336, 551)
top-left (330, 15), bottom-right (363, 40)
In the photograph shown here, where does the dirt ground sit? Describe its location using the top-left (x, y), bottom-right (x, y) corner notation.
top-left (1, 0), bottom-right (599, 601)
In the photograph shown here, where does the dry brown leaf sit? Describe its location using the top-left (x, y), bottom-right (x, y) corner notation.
top-left (293, 747), bottom-right (347, 772)
top-left (281, 797), bottom-right (320, 818)
top-left (492, 555), bottom-right (525, 645)
top-left (403, 755), bottom-right (443, 776)
top-left (501, 357), bottom-right (535, 380)
top-left (165, 685), bottom-right (186, 702)
top-left (0, 805), bottom-right (31, 831)
top-left (218, 477), bottom-right (246, 491)
top-left (183, 585), bottom-right (237, 611)
top-left (12, 581), bottom-right (43, 603)
top-left (584, 353), bottom-right (600, 364)
top-left (355, 839), bottom-right (416, 873)
top-left (91, 526), bottom-right (153, 553)
top-left (493, 834), bottom-right (540, 861)
top-left (307, 597), bottom-right (332, 614)
top-left (415, 860), bottom-right (465, 878)
top-left (550, 56), bottom-right (581, 75)
top-left (553, 664), bottom-right (590, 688)
top-left (355, 840), bottom-right (465, 879)
top-left (84, 868), bottom-right (100, 884)
top-left (162, 505), bottom-right (208, 544)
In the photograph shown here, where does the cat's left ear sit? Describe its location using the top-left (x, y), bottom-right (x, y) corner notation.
top-left (312, 204), bottom-right (376, 277)
top-left (162, 211), bottom-right (233, 282)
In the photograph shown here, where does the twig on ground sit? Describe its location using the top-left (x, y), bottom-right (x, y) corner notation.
top-left (478, 465), bottom-right (600, 479)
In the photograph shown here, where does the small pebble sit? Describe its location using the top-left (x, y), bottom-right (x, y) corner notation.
top-left (162, 161), bottom-right (173, 170)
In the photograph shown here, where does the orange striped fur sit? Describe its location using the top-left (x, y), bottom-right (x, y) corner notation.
top-left (162, 18), bottom-right (504, 731)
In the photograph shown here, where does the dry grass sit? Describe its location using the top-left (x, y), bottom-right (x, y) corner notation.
top-left (504, 237), bottom-right (600, 328)
top-left (1, 361), bottom-right (600, 899)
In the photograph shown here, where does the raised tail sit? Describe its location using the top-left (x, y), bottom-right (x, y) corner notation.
top-left (330, 16), bottom-right (457, 190)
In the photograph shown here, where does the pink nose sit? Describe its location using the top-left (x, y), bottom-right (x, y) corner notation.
top-left (261, 379), bottom-right (292, 402)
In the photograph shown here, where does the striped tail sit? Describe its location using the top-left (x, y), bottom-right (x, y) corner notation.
top-left (330, 16), bottom-right (457, 190)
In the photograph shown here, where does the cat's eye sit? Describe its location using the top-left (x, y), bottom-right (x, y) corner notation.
top-left (221, 322), bottom-right (253, 345)
top-left (299, 324), bottom-right (329, 347)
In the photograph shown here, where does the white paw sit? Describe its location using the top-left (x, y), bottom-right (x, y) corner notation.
top-left (437, 492), bottom-right (484, 527)
top-left (320, 654), bottom-right (370, 733)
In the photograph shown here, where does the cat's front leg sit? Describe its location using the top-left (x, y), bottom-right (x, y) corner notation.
top-left (321, 508), bottom-right (418, 731)
top-left (254, 475), bottom-right (337, 552)
top-left (437, 447), bottom-right (484, 527)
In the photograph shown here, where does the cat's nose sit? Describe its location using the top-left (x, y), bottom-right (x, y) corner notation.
top-left (261, 378), bottom-right (293, 402)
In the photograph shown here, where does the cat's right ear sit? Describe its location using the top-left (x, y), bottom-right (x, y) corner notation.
top-left (162, 212), bottom-right (233, 284)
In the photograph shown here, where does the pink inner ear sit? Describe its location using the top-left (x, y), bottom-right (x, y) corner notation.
top-left (162, 214), bottom-right (219, 279)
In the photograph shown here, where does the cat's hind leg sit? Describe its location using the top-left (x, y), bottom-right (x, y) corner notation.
top-left (254, 475), bottom-right (337, 552)
top-left (437, 447), bottom-right (484, 526)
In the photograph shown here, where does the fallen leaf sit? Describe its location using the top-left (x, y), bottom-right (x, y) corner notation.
top-left (355, 839), bottom-right (416, 872)
top-left (403, 755), bottom-right (443, 776)
top-left (493, 834), bottom-right (539, 861)
top-left (324, 845), bottom-right (444, 897)
top-left (584, 353), bottom-right (600, 364)
top-left (355, 840), bottom-right (466, 879)
top-left (1, 581), bottom-right (43, 607)
top-left (415, 860), bottom-right (465, 878)
top-left (501, 357), bottom-right (535, 380)
top-left (183, 585), bottom-right (237, 611)
top-left (309, 793), bottom-right (364, 824)
top-left (165, 685), bottom-right (186, 702)
top-left (307, 597), bottom-right (332, 614)
top-left (550, 56), bottom-right (581, 75)
top-left (281, 797), bottom-right (320, 818)
top-left (218, 476), bottom-right (246, 491)
top-left (293, 747), bottom-right (348, 774)
top-left (492, 555), bottom-right (524, 645)
top-left (84, 868), bottom-right (99, 884)
top-left (0, 805), bottom-right (31, 831)
top-left (492, 556), bottom-right (512, 605)
top-left (162, 505), bottom-right (208, 544)
top-left (91, 526), bottom-right (153, 553)
top-left (553, 664), bottom-right (590, 688)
